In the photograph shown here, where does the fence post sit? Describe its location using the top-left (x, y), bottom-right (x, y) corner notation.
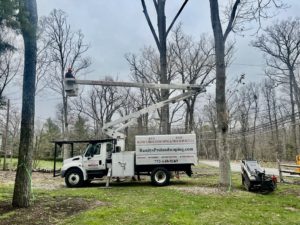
top-left (277, 158), bottom-right (284, 182)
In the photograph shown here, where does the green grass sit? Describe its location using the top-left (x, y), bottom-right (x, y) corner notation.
top-left (0, 211), bottom-right (16, 220)
top-left (58, 181), bottom-right (299, 225)
top-left (34, 159), bottom-right (62, 170)
top-left (0, 165), bottom-right (299, 225)
top-left (0, 157), bottom-right (62, 170)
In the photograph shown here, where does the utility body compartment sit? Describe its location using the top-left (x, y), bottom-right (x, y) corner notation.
top-left (135, 134), bottom-right (197, 166)
top-left (112, 151), bottom-right (135, 177)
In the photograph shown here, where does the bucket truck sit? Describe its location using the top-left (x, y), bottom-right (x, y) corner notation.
top-left (60, 78), bottom-right (205, 187)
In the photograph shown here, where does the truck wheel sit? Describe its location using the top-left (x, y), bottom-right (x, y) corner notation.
top-left (65, 168), bottom-right (84, 188)
top-left (151, 167), bottom-right (170, 186)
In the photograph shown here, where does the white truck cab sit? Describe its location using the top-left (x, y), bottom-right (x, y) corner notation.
top-left (61, 139), bottom-right (118, 187)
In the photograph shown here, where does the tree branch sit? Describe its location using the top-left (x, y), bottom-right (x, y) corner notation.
top-left (141, 0), bottom-right (161, 49)
top-left (153, 0), bottom-right (158, 13)
top-left (223, 0), bottom-right (240, 41)
top-left (166, 0), bottom-right (189, 37)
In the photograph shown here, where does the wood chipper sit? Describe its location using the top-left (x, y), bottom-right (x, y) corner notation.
top-left (241, 160), bottom-right (277, 193)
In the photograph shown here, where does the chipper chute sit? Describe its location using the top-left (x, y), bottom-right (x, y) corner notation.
top-left (241, 160), bottom-right (277, 193)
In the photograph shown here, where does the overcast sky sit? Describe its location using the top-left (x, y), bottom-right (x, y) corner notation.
top-left (5, 0), bottom-right (300, 122)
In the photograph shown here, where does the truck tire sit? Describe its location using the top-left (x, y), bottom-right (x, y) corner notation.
top-left (151, 167), bottom-right (170, 186)
top-left (65, 168), bottom-right (84, 188)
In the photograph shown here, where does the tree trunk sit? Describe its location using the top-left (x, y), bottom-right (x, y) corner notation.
top-left (12, 0), bottom-right (38, 208)
top-left (289, 71), bottom-right (298, 156)
top-left (213, 126), bottom-right (218, 159)
top-left (141, 0), bottom-right (189, 134)
top-left (241, 132), bottom-right (248, 159)
top-left (209, 0), bottom-right (231, 188)
top-left (188, 109), bottom-right (194, 133)
top-left (185, 100), bottom-right (191, 133)
top-left (185, 108), bottom-right (189, 133)
top-left (188, 98), bottom-right (196, 133)
top-left (63, 93), bottom-right (70, 159)
top-left (290, 71), bottom-right (300, 154)
top-left (251, 100), bottom-right (258, 159)
top-left (273, 106), bottom-right (281, 159)
top-left (2, 99), bottom-right (10, 171)
top-left (143, 113), bottom-right (149, 134)
top-left (157, 0), bottom-right (170, 134)
top-left (137, 106), bottom-right (144, 135)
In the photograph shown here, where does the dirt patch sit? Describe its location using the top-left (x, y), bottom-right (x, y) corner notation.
top-left (279, 187), bottom-right (300, 197)
top-left (192, 172), bottom-right (219, 178)
top-left (285, 207), bottom-right (299, 212)
top-left (0, 197), bottom-right (108, 225)
top-left (0, 171), bottom-right (64, 190)
top-left (171, 186), bottom-right (244, 195)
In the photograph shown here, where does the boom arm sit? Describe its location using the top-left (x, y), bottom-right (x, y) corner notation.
top-left (64, 78), bottom-right (205, 139)
top-left (67, 79), bottom-right (203, 91)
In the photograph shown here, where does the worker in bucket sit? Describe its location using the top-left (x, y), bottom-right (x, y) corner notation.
top-left (65, 68), bottom-right (75, 79)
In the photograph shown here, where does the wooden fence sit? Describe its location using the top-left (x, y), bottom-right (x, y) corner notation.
top-left (277, 159), bottom-right (300, 182)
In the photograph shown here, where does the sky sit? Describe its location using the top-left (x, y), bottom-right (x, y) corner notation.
top-left (4, 0), bottom-right (300, 122)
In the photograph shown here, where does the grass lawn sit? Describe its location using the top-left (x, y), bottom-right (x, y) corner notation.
top-left (0, 164), bottom-right (299, 225)
top-left (0, 157), bottom-right (62, 170)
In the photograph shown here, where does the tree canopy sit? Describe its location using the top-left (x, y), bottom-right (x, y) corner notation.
top-left (0, 0), bottom-right (18, 53)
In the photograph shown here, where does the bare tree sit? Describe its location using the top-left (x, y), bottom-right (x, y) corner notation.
top-left (8, 106), bottom-right (21, 156)
top-left (41, 9), bottom-right (91, 159)
top-left (235, 83), bottom-right (259, 159)
top-left (203, 95), bottom-right (218, 159)
top-left (12, 0), bottom-right (38, 208)
top-left (202, 76), bottom-right (244, 160)
top-left (34, 24), bottom-right (52, 95)
top-left (261, 79), bottom-right (283, 159)
top-left (170, 25), bottom-right (215, 132)
top-left (126, 46), bottom-right (177, 133)
top-left (1, 99), bottom-right (9, 170)
top-left (140, 0), bottom-right (189, 134)
top-left (117, 88), bottom-right (136, 148)
top-left (0, 36), bottom-right (21, 104)
top-left (0, 103), bottom-right (21, 166)
top-left (127, 27), bottom-right (216, 134)
top-left (71, 77), bottom-right (123, 138)
top-left (129, 83), bottom-right (152, 135)
top-left (252, 18), bottom-right (300, 154)
top-left (208, 0), bottom-right (284, 188)
top-left (251, 85), bottom-right (259, 159)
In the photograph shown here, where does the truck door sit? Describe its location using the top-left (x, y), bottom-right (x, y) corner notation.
top-left (83, 143), bottom-right (106, 171)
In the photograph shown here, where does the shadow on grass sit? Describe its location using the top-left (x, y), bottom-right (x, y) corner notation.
top-left (77, 178), bottom-right (192, 188)
top-left (0, 196), bottom-right (107, 225)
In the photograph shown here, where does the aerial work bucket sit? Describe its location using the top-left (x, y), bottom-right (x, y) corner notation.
top-left (64, 78), bottom-right (78, 97)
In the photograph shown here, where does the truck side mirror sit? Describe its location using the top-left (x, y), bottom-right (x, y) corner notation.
top-left (116, 146), bottom-right (121, 152)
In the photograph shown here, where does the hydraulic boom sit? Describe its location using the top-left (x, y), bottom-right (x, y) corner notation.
top-left (64, 78), bottom-right (205, 140)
